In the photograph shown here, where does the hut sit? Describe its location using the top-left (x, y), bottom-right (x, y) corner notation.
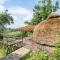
top-left (32, 12), bottom-right (60, 53)
top-left (18, 25), bottom-right (35, 40)
top-left (18, 25), bottom-right (35, 37)
top-left (19, 25), bottom-right (35, 32)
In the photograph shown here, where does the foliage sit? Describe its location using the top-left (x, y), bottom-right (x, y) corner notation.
top-left (0, 33), bottom-right (3, 40)
top-left (52, 42), bottom-right (60, 60)
top-left (27, 31), bottom-right (33, 37)
top-left (6, 28), bottom-right (18, 32)
top-left (3, 30), bottom-right (32, 39)
top-left (0, 10), bottom-right (14, 32)
top-left (20, 42), bottom-right (60, 60)
top-left (20, 51), bottom-right (49, 60)
top-left (53, 42), bottom-right (60, 48)
top-left (53, 48), bottom-right (60, 60)
top-left (25, 0), bottom-right (59, 25)
top-left (0, 49), bottom-right (6, 57)
top-left (21, 31), bottom-right (28, 37)
top-left (21, 31), bottom-right (33, 37)
top-left (0, 43), bottom-right (16, 57)
top-left (48, 42), bottom-right (60, 60)
top-left (4, 31), bottom-right (22, 38)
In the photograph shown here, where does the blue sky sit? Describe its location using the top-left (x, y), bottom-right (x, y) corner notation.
top-left (0, 0), bottom-right (37, 28)
top-left (0, 0), bottom-right (60, 28)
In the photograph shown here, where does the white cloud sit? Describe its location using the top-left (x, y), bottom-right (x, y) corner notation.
top-left (7, 6), bottom-right (33, 28)
top-left (23, 14), bottom-right (33, 21)
top-left (7, 14), bottom-right (33, 28)
top-left (8, 6), bottom-right (33, 22)
top-left (11, 15), bottom-right (18, 20)
top-left (0, 5), bottom-right (5, 12)
top-left (0, 0), bottom-right (10, 4)
top-left (0, 0), bottom-right (10, 12)
top-left (8, 7), bottom-right (33, 15)
top-left (0, 5), bottom-right (33, 28)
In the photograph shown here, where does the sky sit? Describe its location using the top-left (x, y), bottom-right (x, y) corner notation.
top-left (0, 0), bottom-right (60, 28)
top-left (0, 0), bottom-right (37, 28)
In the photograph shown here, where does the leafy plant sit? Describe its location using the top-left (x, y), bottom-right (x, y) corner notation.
top-left (0, 10), bottom-right (14, 33)
top-left (25, 0), bottom-right (59, 25)
top-left (0, 49), bottom-right (6, 58)
top-left (4, 31), bottom-right (22, 39)
top-left (0, 43), bottom-right (16, 57)
top-left (52, 42), bottom-right (60, 60)
top-left (20, 51), bottom-right (49, 60)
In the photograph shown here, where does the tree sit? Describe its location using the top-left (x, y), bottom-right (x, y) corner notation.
top-left (25, 0), bottom-right (59, 25)
top-left (0, 10), bottom-right (14, 32)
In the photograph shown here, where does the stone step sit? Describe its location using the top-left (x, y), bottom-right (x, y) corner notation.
top-left (0, 47), bottom-right (30, 60)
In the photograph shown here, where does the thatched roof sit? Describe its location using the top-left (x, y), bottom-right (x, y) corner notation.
top-left (33, 12), bottom-right (60, 46)
top-left (18, 25), bottom-right (35, 31)
top-left (47, 12), bottom-right (60, 19)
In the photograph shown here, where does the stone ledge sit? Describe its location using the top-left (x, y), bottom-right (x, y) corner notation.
top-left (0, 47), bottom-right (30, 60)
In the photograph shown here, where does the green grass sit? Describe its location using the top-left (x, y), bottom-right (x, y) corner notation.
top-left (4, 31), bottom-right (22, 38)
top-left (0, 43), bottom-right (17, 58)
top-left (20, 47), bottom-right (60, 60)
top-left (20, 51), bottom-right (57, 60)
top-left (20, 51), bottom-right (49, 60)
top-left (0, 49), bottom-right (6, 58)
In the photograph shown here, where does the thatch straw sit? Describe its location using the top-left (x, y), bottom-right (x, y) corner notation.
top-left (18, 25), bottom-right (35, 31)
top-left (33, 12), bottom-right (60, 46)
top-left (47, 12), bottom-right (60, 19)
